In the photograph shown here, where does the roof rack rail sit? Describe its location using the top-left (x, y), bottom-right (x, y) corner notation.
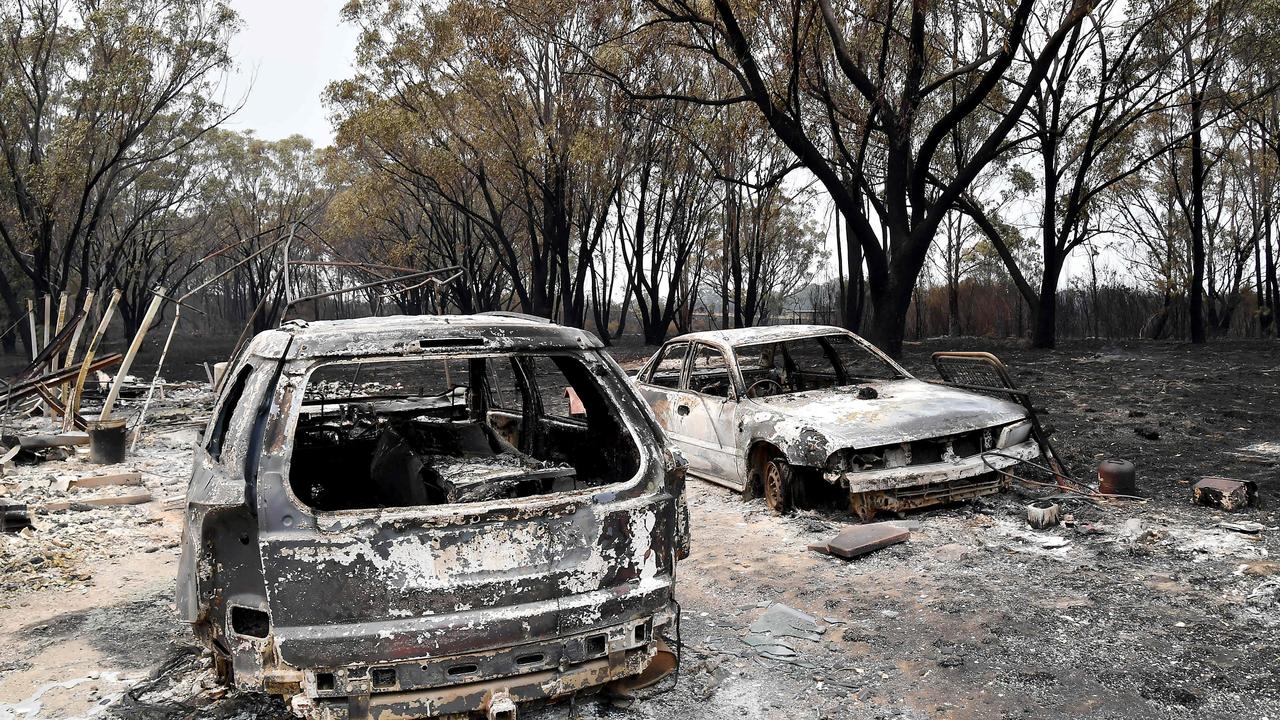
top-left (477, 311), bottom-right (554, 324)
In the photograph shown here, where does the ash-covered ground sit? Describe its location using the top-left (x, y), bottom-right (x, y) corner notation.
top-left (0, 338), bottom-right (1276, 720)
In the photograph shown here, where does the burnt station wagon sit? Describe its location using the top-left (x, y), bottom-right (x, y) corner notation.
top-left (633, 325), bottom-right (1041, 519)
top-left (176, 314), bottom-right (688, 719)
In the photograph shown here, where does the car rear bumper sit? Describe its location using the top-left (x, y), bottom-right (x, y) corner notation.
top-left (823, 438), bottom-right (1042, 492)
top-left (287, 603), bottom-right (676, 719)
top-left (272, 581), bottom-right (674, 668)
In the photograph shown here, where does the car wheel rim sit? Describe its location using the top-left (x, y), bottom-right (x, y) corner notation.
top-left (764, 461), bottom-right (785, 511)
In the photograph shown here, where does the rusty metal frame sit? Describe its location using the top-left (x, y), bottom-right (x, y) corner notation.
top-left (930, 351), bottom-right (1067, 481)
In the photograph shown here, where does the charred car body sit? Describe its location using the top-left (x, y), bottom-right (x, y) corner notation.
top-left (634, 325), bottom-right (1041, 519)
top-left (177, 314), bottom-right (688, 719)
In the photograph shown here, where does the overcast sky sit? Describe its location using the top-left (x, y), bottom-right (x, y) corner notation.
top-left (222, 0), bottom-right (359, 145)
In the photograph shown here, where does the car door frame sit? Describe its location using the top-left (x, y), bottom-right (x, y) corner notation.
top-left (636, 340), bottom-right (749, 490)
top-left (634, 340), bottom-right (694, 454)
top-left (674, 341), bottom-right (745, 490)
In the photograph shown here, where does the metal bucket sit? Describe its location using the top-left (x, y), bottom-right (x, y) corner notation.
top-left (1098, 459), bottom-right (1136, 496)
top-left (88, 419), bottom-right (128, 464)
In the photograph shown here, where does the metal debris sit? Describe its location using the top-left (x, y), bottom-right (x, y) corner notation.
top-left (809, 522), bottom-right (910, 559)
top-left (1, 500), bottom-right (31, 533)
top-left (743, 603), bottom-right (825, 661)
top-left (1216, 521), bottom-right (1268, 534)
top-left (38, 491), bottom-right (152, 512)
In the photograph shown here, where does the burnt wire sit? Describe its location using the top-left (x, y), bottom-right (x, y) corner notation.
top-left (119, 645), bottom-right (206, 719)
top-left (979, 450), bottom-right (1148, 504)
top-left (650, 545), bottom-right (684, 696)
top-left (0, 309), bottom-right (31, 345)
top-left (619, 546), bottom-right (683, 704)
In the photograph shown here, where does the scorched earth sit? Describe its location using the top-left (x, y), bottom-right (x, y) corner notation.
top-left (0, 338), bottom-right (1277, 720)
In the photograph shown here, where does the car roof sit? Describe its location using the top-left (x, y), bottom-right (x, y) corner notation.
top-left (247, 314), bottom-right (602, 360)
top-left (667, 325), bottom-right (853, 351)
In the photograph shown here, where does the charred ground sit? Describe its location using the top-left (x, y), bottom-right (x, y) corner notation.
top-left (0, 337), bottom-right (1277, 720)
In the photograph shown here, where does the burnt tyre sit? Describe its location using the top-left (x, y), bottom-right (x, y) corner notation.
top-left (761, 455), bottom-right (793, 513)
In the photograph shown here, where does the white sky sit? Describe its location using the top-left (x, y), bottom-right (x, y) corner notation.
top-left (222, 0), bottom-right (360, 145)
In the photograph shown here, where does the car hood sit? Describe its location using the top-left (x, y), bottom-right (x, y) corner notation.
top-left (746, 378), bottom-right (1028, 453)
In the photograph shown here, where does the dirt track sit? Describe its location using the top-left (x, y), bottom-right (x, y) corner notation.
top-left (1, 338), bottom-right (1277, 719)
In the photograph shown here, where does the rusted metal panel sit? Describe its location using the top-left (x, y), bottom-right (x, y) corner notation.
top-left (809, 522), bottom-right (909, 558)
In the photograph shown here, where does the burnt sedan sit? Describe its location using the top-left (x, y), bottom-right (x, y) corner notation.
top-left (177, 314), bottom-right (687, 720)
top-left (633, 325), bottom-right (1041, 519)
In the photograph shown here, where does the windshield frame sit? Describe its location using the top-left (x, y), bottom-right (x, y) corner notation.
top-left (729, 330), bottom-right (910, 398)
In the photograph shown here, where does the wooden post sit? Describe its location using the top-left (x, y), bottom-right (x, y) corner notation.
top-left (130, 305), bottom-right (181, 450)
top-left (41, 295), bottom-right (50, 353)
top-left (25, 298), bottom-right (37, 361)
top-left (51, 293), bottom-right (68, 373)
top-left (66, 289), bottom-right (121, 430)
top-left (99, 287), bottom-right (165, 422)
top-left (59, 291), bottom-right (95, 404)
top-left (46, 293), bottom-right (69, 420)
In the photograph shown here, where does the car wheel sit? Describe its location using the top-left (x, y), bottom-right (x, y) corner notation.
top-left (761, 457), bottom-right (793, 513)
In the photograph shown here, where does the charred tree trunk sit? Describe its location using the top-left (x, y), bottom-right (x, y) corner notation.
top-left (1032, 253), bottom-right (1064, 349)
top-left (1189, 89), bottom-right (1208, 344)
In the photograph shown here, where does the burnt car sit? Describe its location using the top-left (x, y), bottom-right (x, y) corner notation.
top-left (176, 314), bottom-right (688, 719)
top-left (633, 325), bottom-right (1041, 519)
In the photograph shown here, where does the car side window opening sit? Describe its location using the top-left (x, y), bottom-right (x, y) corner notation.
top-left (780, 338), bottom-right (837, 391)
top-left (821, 334), bottom-right (903, 381)
top-left (686, 345), bottom-right (733, 398)
top-left (531, 357), bottom-right (581, 419)
top-left (645, 342), bottom-right (689, 389)
top-left (286, 352), bottom-right (640, 512)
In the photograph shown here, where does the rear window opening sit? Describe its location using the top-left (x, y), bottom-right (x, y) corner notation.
top-left (287, 353), bottom-right (641, 511)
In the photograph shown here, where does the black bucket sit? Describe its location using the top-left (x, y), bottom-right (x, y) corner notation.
top-left (88, 419), bottom-right (127, 464)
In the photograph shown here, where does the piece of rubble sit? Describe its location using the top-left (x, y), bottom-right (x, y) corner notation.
top-left (1027, 500), bottom-right (1060, 529)
top-left (0, 444), bottom-right (21, 468)
top-left (66, 470), bottom-right (142, 489)
top-left (1192, 477), bottom-right (1257, 511)
top-left (39, 491), bottom-right (152, 512)
top-left (1133, 426), bottom-right (1160, 440)
top-left (809, 522), bottom-right (909, 559)
top-left (1216, 521), bottom-right (1268, 534)
top-left (1248, 578), bottom-right (1280, 607)
top-left (743, 603), bottom-right (825, 661)
top-left (16, 431), bottom-right (90, 449)
top-left (1121, 518), bottom-right (1161, 544)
